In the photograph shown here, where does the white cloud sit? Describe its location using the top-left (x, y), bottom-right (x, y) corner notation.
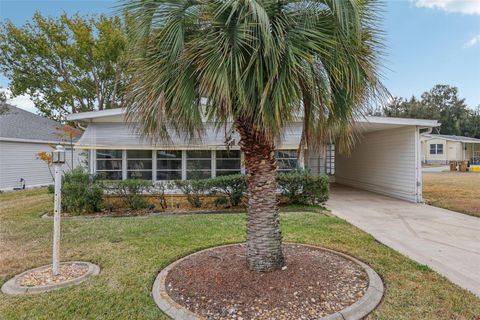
top-left (0, 88), bottom-right (38, 114)
top-left (464, 34), bottom-right (480, 48)
top-left (413, 0), bottom-right (480, 15)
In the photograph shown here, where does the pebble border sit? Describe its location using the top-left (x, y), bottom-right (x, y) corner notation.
top-left (152, 243), bottom-right (384, 320)
top-left (1, 261), bottom-right (100, 295)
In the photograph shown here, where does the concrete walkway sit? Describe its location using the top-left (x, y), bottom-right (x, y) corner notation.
top-left (327, 185), bottom-right (480, 297)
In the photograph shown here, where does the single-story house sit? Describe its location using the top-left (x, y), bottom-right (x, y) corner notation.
top-left (420, 134), bottom-right (480, 165)
top-left (67, 108), bottom-right (440, 203)
top-left (0, 103), bottom-right (84, 190)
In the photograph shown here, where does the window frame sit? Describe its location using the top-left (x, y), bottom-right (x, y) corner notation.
top-left (429, 143), bottom-right (444, 155)
top-left (95, 149), bottom-right (123, 180)
top-left (126, 150), bottom-right (153, 180)
top-left (436, 143), bottom-right (443, 155)
top-left (215, 150), bottom-right (242, 177)
top-left (156, 150), bottom-right (183, 181)
top-left (275, 149), bottom-right (299, 172)
top-left (186, 150), bottom-right (212, 180)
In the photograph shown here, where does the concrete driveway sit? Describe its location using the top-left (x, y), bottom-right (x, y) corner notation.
top-left (421, 165), bottom-right (449, 173)
top-left (327, 185), bottom-right (480, 297)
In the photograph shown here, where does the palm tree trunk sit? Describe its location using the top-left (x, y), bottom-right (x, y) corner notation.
top-left (236, 119), bottom-right (284, 272)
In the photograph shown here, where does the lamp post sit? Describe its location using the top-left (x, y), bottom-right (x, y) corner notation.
top-left (51, 145), bottom-right (65, 276)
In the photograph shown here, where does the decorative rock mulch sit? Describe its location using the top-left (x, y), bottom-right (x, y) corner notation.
top-left (16, 262), bottom-right (89, 287)
top-left (155, 244), bottom-right (383, 320)
top-left (1, 261), bottom-right (100, 295)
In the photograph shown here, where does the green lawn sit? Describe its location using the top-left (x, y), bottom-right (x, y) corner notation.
top-left (1, 188), bottom-right (479, 320)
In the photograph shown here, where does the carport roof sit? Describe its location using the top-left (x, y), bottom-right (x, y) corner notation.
top-left (354, 116), bottom-right (440, 133)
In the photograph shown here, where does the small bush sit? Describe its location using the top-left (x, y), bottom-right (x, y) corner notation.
top-left (108, 179), bottom-right (153, 209)
top-left (61, 168), bottom-right (103, 214)
top-left (277, 170), bottom-right (329, 205)
top-left (207, 174), bottom-right (247, 207)
top-left (214, 196), bottom-right (228, 207)
top-left (173, 179), bottom-right (208, 208)
top-left (154, 182), bottom-right (168, 209)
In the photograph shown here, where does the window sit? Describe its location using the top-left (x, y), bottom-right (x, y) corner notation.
top-left (275, 150), bottom-right (298, 172)
top-left (127, 150), bottom-right (152, 180)
top-left (216, 150), bottom-right (241, 176)
top-left (157, 150), bottom-right (182, 180)
top-left (430, 144), bottom-right (444, 155)
top-left (96, 150), bottom-right (122, 180)
top-left (436, 144), bottom-right (443, 155)
top-left (326, 144), bottom-right (335, 175)
top-left (186, 150), bottom-right (211, 179)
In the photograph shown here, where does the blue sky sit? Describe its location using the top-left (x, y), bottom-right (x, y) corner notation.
top-left (1, 0), bottom-right (479, 113)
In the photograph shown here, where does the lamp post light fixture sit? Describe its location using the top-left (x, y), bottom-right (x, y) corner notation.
top-left (51, 145), bottom-right (65, 276)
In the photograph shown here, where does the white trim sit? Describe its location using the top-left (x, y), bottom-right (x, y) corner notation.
top-left (67, 108), bottom-right (440, 128)
top-left (66, 108), bottom-right (125, 121)
top-left (359, 116), bottom-right (440, 127)
top-left (181, 150), bottom-right (187, 180)
top-left (152, 150), bottom-right (157, 182)
top-left (211, 150), bottom-right (216, 178)
top-left (122, 150), bottom-right (127, 180)
top-left (415, 127), bottom-right (423, 203)
top-left (0, 137), bottom-right (71, 144)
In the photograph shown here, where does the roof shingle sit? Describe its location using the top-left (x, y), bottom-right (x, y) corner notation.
top-left (0, 103), bottom-right (80, 143)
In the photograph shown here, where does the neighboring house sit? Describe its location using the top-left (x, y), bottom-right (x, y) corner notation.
top-left (67, 109), bottom-right (440, 203)
top-left (0, 104), bottom-right (84, 190)
top-left (420, 134), bottom-right (480, 165)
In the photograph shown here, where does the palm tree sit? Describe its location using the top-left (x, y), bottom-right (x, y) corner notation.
top-left (122, 0), bottom-right (386, 272)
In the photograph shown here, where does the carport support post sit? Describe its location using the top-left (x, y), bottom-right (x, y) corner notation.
top-left (51, 145), bottom-right (65, 276)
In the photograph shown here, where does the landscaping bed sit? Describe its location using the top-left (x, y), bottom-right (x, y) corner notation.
top-left (16, 262), bottom-right (89, 287)
top-left (164, 244), bottom-right (371, 319)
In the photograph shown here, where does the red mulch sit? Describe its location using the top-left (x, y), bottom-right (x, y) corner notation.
top-left (165, 244), bottom-right (368, 319)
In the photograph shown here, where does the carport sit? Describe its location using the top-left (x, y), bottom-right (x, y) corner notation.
top-left (332, 117), bottom-right (440, 203)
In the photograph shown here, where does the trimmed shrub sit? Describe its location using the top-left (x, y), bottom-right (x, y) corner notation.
top-left (173, 179), bottom-right (208, 208)
top-left (154, 182), bottom-right (168, 209)
top-left (277, 170), bottom-right (329, 205)
top-left (108, 179), bottom-right (153, 209)
top-left (61, 168), bottom-right (103, 214)
top-left (207, 174), bottom-right (247, 207)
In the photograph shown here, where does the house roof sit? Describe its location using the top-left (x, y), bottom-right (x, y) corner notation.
top-left (0, 103), bottom-right (81, 143)
top-left (66, 108), bottom-right (440, 128)
top-left (422, 133), bottom-right (480, 144)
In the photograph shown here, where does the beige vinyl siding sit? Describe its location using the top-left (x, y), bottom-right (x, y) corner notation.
top-left (446, 141), bottom-right (463, 161)
top-left (422, 138), bottom-right (447, 163)
top-left (335, 126), bottom-right (419, 202)
top-left (0, 141), bottom-right (85, 190)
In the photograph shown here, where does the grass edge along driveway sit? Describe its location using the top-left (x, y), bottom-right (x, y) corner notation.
top-left (1, 188), bottom-right (479, 320)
